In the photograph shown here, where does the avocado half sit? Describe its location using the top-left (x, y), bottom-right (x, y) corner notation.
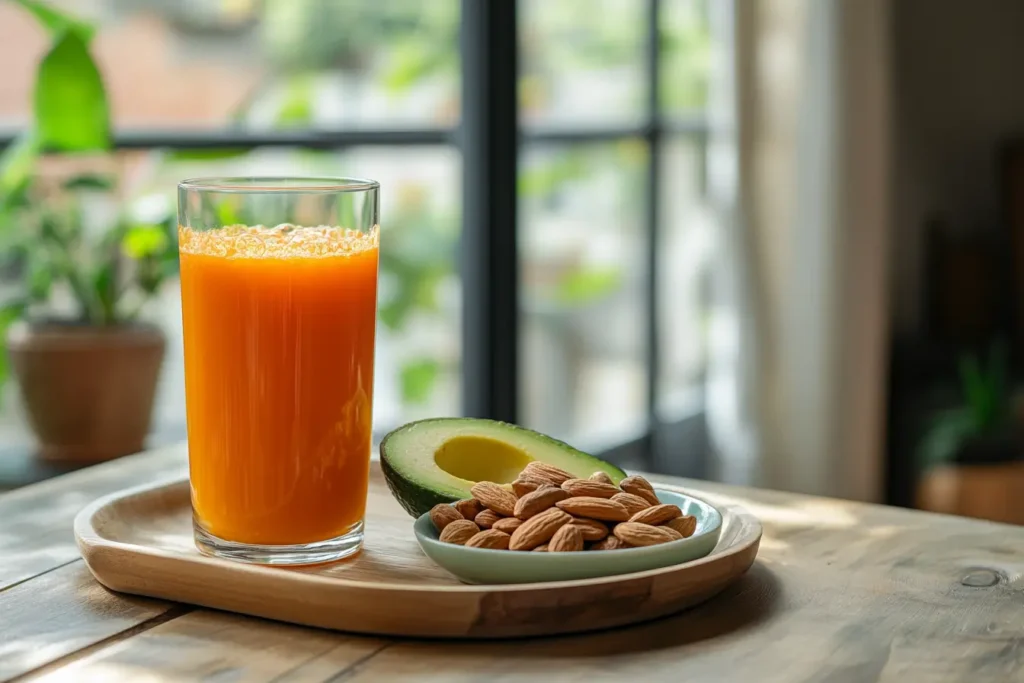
top-left (380, 418), bottom-right (627, 518)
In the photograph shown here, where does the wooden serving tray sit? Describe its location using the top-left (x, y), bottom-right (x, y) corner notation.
top-left (75, 463), bottom-right (762, 639)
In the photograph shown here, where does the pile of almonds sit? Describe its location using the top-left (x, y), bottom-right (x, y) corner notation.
top-left (428, 462), bottom-right (697, 552)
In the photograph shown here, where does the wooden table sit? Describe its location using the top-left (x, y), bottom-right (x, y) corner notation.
top-left (2, 445), bottom-right (1023, 682)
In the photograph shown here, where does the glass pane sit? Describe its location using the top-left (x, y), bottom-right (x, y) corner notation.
top-left (0, 0), bottom-right (459, 130)
top-left (519, 0), bottom-right (646, 129)
top-left (520, 141), bottom-right (648, 447)
top-left (61, 146), bottom-right (460, 439)
top-left (660, 0), bottom-right (712, 117)
top-left (657, 135), bottom-right (713, 418)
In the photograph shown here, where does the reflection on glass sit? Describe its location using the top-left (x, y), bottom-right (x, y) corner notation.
top-left (659, 0), bottom-right (713, 117)
top-left (0, 0), bottom-right (459, 129)
top-left (657, 136), bottom-right (713, 419)
top-left (520, 0), bottom-right (645, 128)
top-left (519, 141), bottom-right (648, 446)
top-left (133, 147), bottom-right (460, 437)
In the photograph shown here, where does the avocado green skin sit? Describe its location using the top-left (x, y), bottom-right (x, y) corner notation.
top-left (379, 418), bottom-right (628, 518)
top-left (380, 449), bottom-right (464, 518)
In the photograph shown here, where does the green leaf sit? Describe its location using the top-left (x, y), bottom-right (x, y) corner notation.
top-left (554, 267), bottom-right (622, 306)
top-left (400, 358), bottom-right (439, 405)
top-left (382, 41), bottom-right (452, 93)
top-left (216, 200), bottom-right (241, 227)
top-left (62, 173), bottom-right (115, 191)
top-left (0, 132), bottom-right (40, 198)
top-left (34, 30), bottom-right (111, 152)
top-left (378, 298), bottom-right (412, 331)
top-left (121, 224), bottom-right (168, 260)
top-left (918, 409), bottom-right (977, 468)
top-left (26, 249), bottom-right (53, 302)
top-left (13, 0), bottom-right (94, 42)
top-left (0, 301), bottom-right (27, 394)
top-left (92, 261), bottom-right (117, 324)
top-left (164, 148), bottom-right (250, 162)
top-left (274, 75), bottom-right (315, 127)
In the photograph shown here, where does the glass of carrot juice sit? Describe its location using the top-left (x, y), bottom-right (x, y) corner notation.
top-left (178, 177), bottom-right (379, 565)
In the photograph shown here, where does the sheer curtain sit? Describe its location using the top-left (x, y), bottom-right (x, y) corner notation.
top-left (705, 0), bottom-right (892, 501)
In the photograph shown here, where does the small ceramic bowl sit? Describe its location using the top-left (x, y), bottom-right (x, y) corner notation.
top-left (413, 488), bottom-right (723, 584)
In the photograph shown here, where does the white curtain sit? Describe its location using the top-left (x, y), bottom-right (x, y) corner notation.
top-left (705, 0), bottom-right (893, 501)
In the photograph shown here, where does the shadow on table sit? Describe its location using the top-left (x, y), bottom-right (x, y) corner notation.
top-left (425, 560), bottom-right (782, 658)
top-left (543, 560), bottom-right (783, 651)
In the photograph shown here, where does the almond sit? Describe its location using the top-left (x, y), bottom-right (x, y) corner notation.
top-left (613, 522), bottom-right (678, 547)
top-left (614, 475), bottom-right (655, 491)
top-left (589, 471), bottom-right (615, 485)
top-left (555, 496), bottom-right (630, 522)
top-left (454, 499), bottom-right (484, 519)
top-left (548, 524), bottom-right (584, 552)
top-left (619, 475), bottom-right (660, 505)
top-left (492, 517), bottom-right (523, 534)
top-left (522, 461), bottom-right (574, 486)
top-left (533, 544), bottom-right (549, 552)
top-left (569, 517), bottom-right (609, 541)
top-left (465, 529), bottom-right (511, 549)
top-left (438, 519), bottom-right (479, 545)
top-left (612, 492), bottom-right (652, 516)
top-left (629, 503), bottom-right (682, 526)
top-left (511, 476), bottom-right (550, 497)
top-left (509, 507), bottom-right (572, 551)
top-left (590, 535), bottom-right (626, 550)
top-left (474, 509), bottom-right (502, 529)
top-left (661, 526), bottom-right (684, 541)
top-left (513, 485), bottom-right (569, 520)
top-left (470, 481), bottom-right (517, 517)
top-left (561, 478), bottom-right (620, 499)
top-left (429, 504), bottom-right (463, 531)
top-left (664, 515), bottom-right (697, 538)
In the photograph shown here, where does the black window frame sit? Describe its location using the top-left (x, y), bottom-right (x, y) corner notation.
top-left (0, 0), bottom-right (712, 476)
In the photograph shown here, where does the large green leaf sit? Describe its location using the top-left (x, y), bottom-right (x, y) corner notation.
top-left (34, 30), bottom-right (111, 152)
top-left (13, 0), bottom-right (94, 42)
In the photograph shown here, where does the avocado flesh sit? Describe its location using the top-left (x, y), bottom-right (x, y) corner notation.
top-left (380, 418), bottom-right (627, 517)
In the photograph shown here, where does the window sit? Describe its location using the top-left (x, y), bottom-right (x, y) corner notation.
top-left (0, 0), bottom-right (718, 473)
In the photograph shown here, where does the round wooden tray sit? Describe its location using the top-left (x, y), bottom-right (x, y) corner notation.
top-left (75, 462), bottom-right (762, 639)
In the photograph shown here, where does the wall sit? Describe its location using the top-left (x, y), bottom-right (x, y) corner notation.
top-left (892, 0), bottom-right (1024, 335)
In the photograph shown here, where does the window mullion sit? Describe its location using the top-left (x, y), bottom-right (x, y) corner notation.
top-left (458, 0), bottom-right (519, 422)
top-left (643, 0), bottom-right (663, 470)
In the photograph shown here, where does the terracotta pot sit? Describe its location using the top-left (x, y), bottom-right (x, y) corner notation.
top-left (917, 462), bottom-right (1024, 525)
top-left (6, 321), bottom-right (166, 463)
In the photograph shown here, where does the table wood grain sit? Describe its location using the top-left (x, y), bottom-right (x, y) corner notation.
top-left (1, 444), bottom-right (1022, 682)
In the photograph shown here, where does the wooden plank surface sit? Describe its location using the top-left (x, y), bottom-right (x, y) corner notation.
top-left (0, 562), bottom-right (174, 681)
top-left (2, 445), bottom-right (1024, 682)
top-left (26, 611), bottom-right (388, 683)
top-left (0, 447), bottom-right (187, 591)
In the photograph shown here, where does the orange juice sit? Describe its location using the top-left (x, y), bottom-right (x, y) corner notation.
top-left (179, 224), bottom-right (378, 546)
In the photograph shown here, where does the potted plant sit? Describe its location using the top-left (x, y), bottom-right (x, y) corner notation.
top-left (915, 341), bottom-right (1024, 523)
top-left (0, 2), bottom-right (178, 461)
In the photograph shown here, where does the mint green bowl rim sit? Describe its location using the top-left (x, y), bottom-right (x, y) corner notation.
top-left (413, 488), bottom-right (723, 581)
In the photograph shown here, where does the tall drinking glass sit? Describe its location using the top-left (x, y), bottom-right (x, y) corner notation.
top-left (178, 178), bottom-right (379, 565)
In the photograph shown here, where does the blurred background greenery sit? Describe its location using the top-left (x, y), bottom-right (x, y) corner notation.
top-left (0, 0), bottom-right (714, 446)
